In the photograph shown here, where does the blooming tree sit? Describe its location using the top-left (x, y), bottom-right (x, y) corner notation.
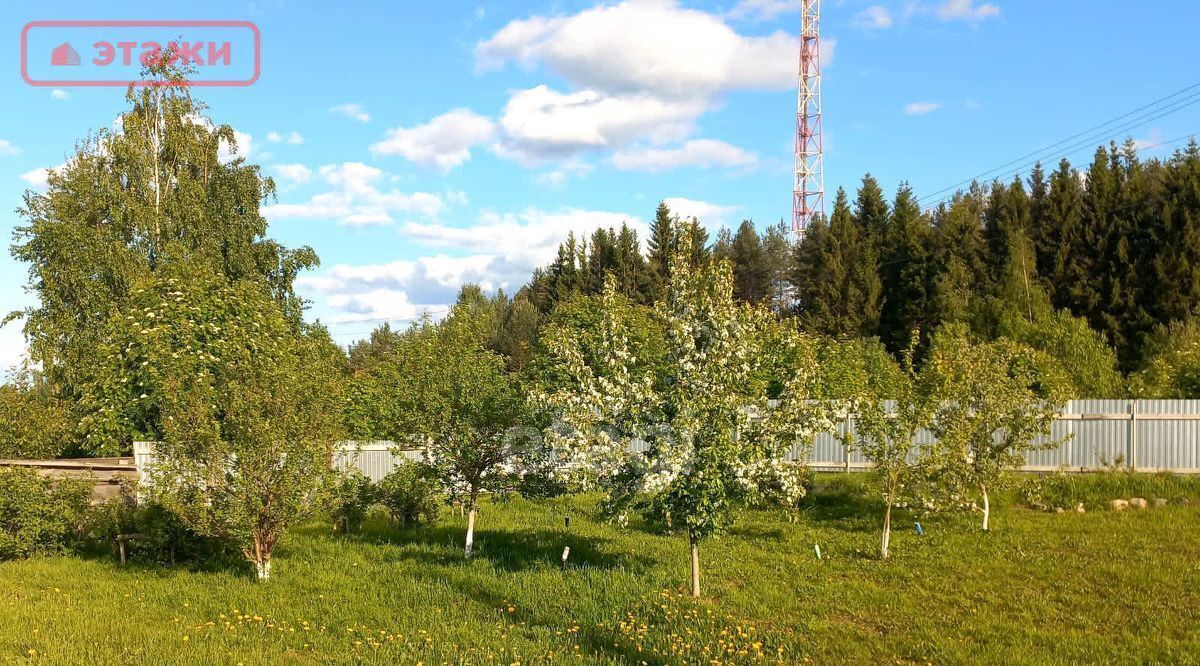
top-left (535, 226), bottom-right (835, 597)
top-left (83, 270), bottom-right (344, 579)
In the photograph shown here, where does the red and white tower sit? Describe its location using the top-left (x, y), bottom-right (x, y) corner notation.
top-left (793, 0), bottom-right (824, 236)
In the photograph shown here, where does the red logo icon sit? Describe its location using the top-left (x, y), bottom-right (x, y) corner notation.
top-left (50, 42), bottom-right (80, 66)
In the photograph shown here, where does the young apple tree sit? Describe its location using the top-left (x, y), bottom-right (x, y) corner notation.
top-left (83, 269), bottom-right (344, 579)
top-left (923, 324), bottom-right (1069, 532)
top-left (825, 337), bottom-right (935, 559)
top-left (367, 306), bottom-right (534, 559)
top-left (535, 226), bottom-right (834, 597)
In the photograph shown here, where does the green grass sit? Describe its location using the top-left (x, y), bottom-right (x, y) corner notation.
top-left (2, 478), bottom-right (1199, 665)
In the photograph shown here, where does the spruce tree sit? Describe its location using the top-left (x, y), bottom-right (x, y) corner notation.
top-left (879, 184), bottom-right (932, 354)
top-left (647, 201), bottom-right (676, 300)
top-left (730, 220), bottom-right (769, 303)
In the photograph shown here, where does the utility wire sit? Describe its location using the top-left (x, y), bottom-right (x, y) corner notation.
top-left (920, 130), bottom-right (1198, 212)
top-left (918, 82), bottom-right (1200, 204)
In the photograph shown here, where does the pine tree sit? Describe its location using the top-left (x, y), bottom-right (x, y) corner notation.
top-left (1042, 159), bottom-right (1085, 309)
top-left (761, 221), bottom-right (794, 313)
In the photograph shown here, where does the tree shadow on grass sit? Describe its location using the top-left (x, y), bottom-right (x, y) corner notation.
top-left (340, 522), bottom-right (653, 573)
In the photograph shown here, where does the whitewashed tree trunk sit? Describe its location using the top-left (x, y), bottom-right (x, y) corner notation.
top-left (881, 500), bottom-right (893, 560)
top-left (689, 535), bottom-right (701, 598)
top-left (981, 483), bottom-right (990, 532)
top-left (255, 558), bottom-right (271, 580)
top-left (464, 488), bottom-right (479, 559)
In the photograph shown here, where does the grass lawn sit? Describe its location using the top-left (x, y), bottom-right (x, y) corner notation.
top-left (1, 478), bottom-right (1198, 665)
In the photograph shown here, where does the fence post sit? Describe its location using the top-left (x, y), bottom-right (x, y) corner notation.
top-left (1128, 401), bottom-right (1138, 472)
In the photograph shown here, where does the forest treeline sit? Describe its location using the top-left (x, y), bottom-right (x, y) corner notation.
top-left (418, 140), bottom-right (1200, 400)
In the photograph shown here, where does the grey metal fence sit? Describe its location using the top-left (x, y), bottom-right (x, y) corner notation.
top-left (806, 400), bottom-right (1200, 474)
top-left (133, 400), bottom-right (1200, 481)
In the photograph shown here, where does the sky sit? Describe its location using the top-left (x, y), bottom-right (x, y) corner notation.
top-left (2, 0), bottom-right (1199, 367)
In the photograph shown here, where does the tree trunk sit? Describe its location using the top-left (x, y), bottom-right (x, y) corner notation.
top-left (981, 482), bottom-right (990, 532)
top-left (689, 534), bottom-right (701, 598)
top-left (881, 499), bottom-right (893, 560)
top-left (252, 538), bottom-right (271, 580)
top-left (465, 488), bottom-right (479, 559)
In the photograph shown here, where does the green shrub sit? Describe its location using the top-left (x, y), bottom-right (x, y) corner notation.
top-left (376, 462), bottom-right (441, 526)
top-left (1019, 470), bottom-right (1200, 510)
top-left (86, 487), bottom-right (228, 565)
top-left (0, 467), bottom-right (91, 560)
top-left (326, 470), bottom-right (376, 533)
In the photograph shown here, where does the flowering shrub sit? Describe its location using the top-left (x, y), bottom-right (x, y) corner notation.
top-left (376, 462), bottom-right (441, 526)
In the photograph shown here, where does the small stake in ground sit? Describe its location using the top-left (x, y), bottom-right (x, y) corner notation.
top-left (915, 522), bottom-right (924, 536)
top-left (561, 546), bottom-right (570, 570)
top-left (814, 544), bottom-right (822, 560)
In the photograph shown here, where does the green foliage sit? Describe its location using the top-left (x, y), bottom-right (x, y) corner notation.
top-left (0, 467), bottom-right (91, 560)
top-left (376, 461), bottom-right (442, 526)
top-left (81, 268), bottom-right (344, 577)
top-left (86, 491), bottom-right (229, 565)
top-left (0, 370), bottom-right (71, 459)
top-left (9, 65), bottom-right (317, 440)
top-left (923, 325), bottom-right (1071, 529)
top-left (326, 470), bottom-right (376, 533)
top-left (1018, 470), bottom-right (1200, 511)
top-left (535, 223), bottom-right (835, 595)
top-left (1130, 318), bottom-right (1200, 397)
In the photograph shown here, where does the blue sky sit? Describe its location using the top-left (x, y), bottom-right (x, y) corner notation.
top-left (2, 0), bottom-right (1199, 364)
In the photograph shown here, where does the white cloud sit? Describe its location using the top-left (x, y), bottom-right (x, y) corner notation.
top-left (936, 0), bottom-right (1000, 22)
top-left (724, 0), bottom-right (798, 21)
top-left (854, 6), bottom-right (893, 28)
top-left (903, 101), bottom-right (942, 115)
top-left (662, 197), bottom-right (740, 228)
top-left (370, 109), bottom-right (496, 172)
top-left (404, 208), bottom-right (643, 266)
top-left (19, 162), bottom-right (66, 189)
top-left (218, 130), bottom-right (252, 163)
top-left (534, 161), bottom-right (594, 188)
top-left (330, 103), bottom-right (371, 123)
top-left (301, 207), bottom-right (643, 322)
top-left (611, 139), bottom-right (757, 172)
top-left (50, 89), bottom-right (70, 100)
top-left (1133, 128), bottom-right (1165, 151)
top-left (475, 1), bottom-right (833, 164)
top-left (496, 85), bottom-right (707, 162)
top-left (0, 139), bottom-right (18, 156)
top-left (262, 162), bottom-right (447, 226)
top-left (271, 163), bottom-right (312, 186)
top-left (477, 1), bottom-right (805, 97)
top-left (269, 130), bottom-right (304, 145)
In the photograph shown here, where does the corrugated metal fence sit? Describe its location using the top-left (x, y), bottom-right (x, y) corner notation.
top-left (806, 399), bottom-right (1200, 474)
top-left (133, 400), bottom-right (1200, 481)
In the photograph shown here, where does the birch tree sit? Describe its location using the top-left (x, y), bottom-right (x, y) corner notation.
top-left (535, 225), bottom-right (835, 597)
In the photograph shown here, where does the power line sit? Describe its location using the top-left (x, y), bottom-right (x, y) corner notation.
top-left (921, 130), bottom-right (1198, 212)
top-left (918, 82), bottom-right (1200, 204)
